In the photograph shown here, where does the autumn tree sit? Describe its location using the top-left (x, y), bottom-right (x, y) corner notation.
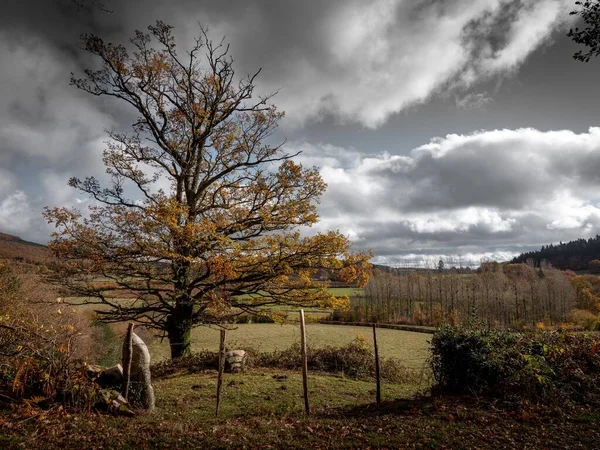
top-left (44, 22), bottom-right (370, 359)
top-left (589, 259), bottom-right (600, 273)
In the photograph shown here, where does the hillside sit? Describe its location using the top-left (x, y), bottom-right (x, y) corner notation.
top-left (512, 235), bottom-right (600, 271)
top-left (0, 231), bottom-right (51, 264)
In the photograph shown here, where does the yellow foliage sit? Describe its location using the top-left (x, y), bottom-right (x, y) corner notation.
top-left (570, 275), bottom-right (600, 312)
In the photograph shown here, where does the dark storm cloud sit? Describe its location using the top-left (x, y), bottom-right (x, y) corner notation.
top-left (77, 0), bottom-right (577, 127)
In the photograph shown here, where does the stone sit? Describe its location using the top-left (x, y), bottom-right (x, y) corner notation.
top-left (224, 349), bottom-right (247, 373)
top-left (86, 364), bottom-right (103, 379)
top-left (96, 364), bottom-right (123, 388)
top-left (98, 388), bottom-right (135, 417)
top-left (123, 332), bottom-right (155, 410)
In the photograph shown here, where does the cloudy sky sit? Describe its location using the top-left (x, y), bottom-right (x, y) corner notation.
top-left (1, 0), bottom-right (600, 267)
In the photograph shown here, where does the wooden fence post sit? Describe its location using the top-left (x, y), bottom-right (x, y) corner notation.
top-left (215, 329), bottom-right (226, 417)
top-left (372, 324), bottom-right (381, 404)
top-left (300, 309), bottom-right (310, 415)
top-left (122, 323), bottom-right (134, 400)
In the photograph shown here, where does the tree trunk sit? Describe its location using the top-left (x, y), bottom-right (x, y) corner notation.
top-left (169, 258), bottom-right (193, 359)
top-left (167, 310), bottom-right (192, 359)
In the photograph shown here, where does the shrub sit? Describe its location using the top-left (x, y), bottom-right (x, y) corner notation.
top-left (328, 307), bottom-right (364, 323)
top-left (431, 304), bottom-right (445, 327)
top-left (589, 259), bottom-right (600, 274)
top-left (151, 350), bottom-right (220, 378)
top-left (430, 326), bottom-right (522, 396)
top-left (431, 325), bottom-right (600, 404)
top-left (413, 305), bottom-right (426, 326)
top-left (308, 338), bottom-right (374, 380)
top-left (0, 260), bottom-right (96, 412)
top-left (261, 338), bottom-right (417, 383)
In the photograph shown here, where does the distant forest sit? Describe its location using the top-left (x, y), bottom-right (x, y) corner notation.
top-left (512, 235), bottom-right (600, 271)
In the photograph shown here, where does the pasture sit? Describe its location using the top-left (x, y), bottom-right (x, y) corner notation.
top-left (147, 323), bottom-right (431, 369)
top-left (66, 291), bottom-right (430, 370)
top-left (156, 370), bottom-right (420, 418)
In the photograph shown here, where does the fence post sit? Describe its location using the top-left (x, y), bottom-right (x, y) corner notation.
top-left (215, 329), bottom-right (226, 417)
top-left (372, 324), bottom-right (381, 404)
top-left (122, 323), bottom-right (134, 400)
top-left (300, 309), bottom-right (310, 415)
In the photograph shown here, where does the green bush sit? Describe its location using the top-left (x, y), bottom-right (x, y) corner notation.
top-left (430, 326), bottom-right (522, 396)
top-left (310, 339), bottom-right (374, 380)
top-left (431, 326), bottom-right (600, 404)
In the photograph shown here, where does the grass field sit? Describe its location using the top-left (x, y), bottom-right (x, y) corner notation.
top-left (67, 291), bottom-right (430, 370)
top-left (157, 370), bottom-right (420, 418)
top-left (147, 323), bottom-right (431, 369)
top-left (325, 287), bottom-right (364, 297)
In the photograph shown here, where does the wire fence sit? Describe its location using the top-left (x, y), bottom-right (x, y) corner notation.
top-left (109, 314), bottom-right (436, 414)
top-left (176, 314), bottom-right (434, 413)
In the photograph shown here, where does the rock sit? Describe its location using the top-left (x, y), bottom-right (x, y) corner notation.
top-left (98, 389), bottom-right (135, 417)
top-left (224, 349), bottom-right (247, 373)
top-left (86, 364), bottom-right (103, 379)
top-left (96, 364), bottom-right (123, 388)
top-left (123, 332), bottom-right (155, 410)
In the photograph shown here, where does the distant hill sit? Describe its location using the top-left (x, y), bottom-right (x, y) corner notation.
top-left (0, 232), bottom-right (51, 264)
top-left (370, 263), bottom-right (474, 274)
top-left (511, 235), bottom-right (600, 271)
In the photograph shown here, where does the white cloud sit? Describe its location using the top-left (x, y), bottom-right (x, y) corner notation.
top-left (455, 92), bottom-right (493, 110)
top-left (289, 126), bottom-right (600, 263)
top-left (0, 191), bottom-right (34, 236)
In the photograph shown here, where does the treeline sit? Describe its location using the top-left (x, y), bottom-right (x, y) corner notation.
top-left (347, 262), bottom-right (576, 328)
top-left (512, 235), bottom-right (600, 271)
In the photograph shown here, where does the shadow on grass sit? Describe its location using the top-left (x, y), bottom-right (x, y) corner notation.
top-left (317, 393), bottom-right (434, 420)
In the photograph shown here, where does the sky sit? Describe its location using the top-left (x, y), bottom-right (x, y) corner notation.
top-left (1, 0), bottom-right (600, 267)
